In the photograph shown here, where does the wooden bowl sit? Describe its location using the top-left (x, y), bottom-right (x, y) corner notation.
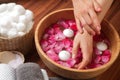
top-left (35, 8), bottom-right (120, 79)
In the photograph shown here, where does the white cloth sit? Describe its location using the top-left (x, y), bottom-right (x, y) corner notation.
top-left (0, 64), bottom-right (16, 80)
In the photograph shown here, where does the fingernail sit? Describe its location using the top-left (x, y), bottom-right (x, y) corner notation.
top-left (97, 26), bottom-right (101, 31)
top-left (97, 8), bottom-right (101, 11)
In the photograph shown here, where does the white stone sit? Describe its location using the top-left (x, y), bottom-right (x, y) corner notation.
top-left (59, 50), bottom-right (71, 61)
top-left (96, 42), bottom-right (108, 51)
top-left (63, 29), bottom-right (74, 38)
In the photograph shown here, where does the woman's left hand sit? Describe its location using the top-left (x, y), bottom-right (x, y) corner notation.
top-left (72, 29), bottom-right (93, 69)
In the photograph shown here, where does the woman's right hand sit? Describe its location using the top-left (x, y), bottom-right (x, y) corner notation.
top-left (72, 0), bottom-right (101, 35)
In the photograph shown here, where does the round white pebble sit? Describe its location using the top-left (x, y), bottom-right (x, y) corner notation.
top-left (59, 50), bottom-right (71, 61)
top-left (96, 42), bottom-right (108, 51)
top-left (63, 29), bottom-right (74, 38)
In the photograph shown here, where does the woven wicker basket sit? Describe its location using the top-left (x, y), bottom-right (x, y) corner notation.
top-left (0, 28), bottom-right (34, 55)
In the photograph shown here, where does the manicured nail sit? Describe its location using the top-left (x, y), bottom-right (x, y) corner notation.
top-left (97, 26), bottom-right (101, 31)
top-left (97, 8), bottom-right (101, 12)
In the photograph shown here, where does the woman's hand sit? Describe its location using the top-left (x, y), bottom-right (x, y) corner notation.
top-left (72, 29), bottom-right (93, 69)
top-left (72, 0), bottom-right (101, 35)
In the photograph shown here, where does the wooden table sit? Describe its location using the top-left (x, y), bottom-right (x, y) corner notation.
top-left (13, 0), bottom-right (120, 80)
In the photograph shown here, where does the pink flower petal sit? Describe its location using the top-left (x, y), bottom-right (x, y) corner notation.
top-left (66, 20), bottom-right (75, 25)
top-left (93, 35), bottom-right (103, 42)
top-left (41, 40), bottom-right (49, 51)
top-left (46, 49), bottom-right (59, 61)
top-left (94, 48), bottom-right (103, 55)
top-left (57, 20), bottom-right (69, 28)
top-left (55, 32), bottom-right (65, 41)
top-left (103, 50), bottom-right (111, 56)
top-left (47, 28), bottom-right (54, 35)
top-left (94, 56), bottom-right (101, 64)
top-left (101, 55), bottom-right (110, 63)
top-left (54, 42), bottom-right (64, 53)
top-left (57, 61), bottom-right (71, 68)
top-left (66, 47), bottom-right (72, 53)
top-left (63, 38), bottom-right (73, 48)
top-left (43, 33), bottom-right (49, 39)
top-left (67, 58), bottom-right (76, 67)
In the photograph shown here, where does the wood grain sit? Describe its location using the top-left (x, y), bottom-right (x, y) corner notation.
top-left (3, 0), bottom-right (119, 80)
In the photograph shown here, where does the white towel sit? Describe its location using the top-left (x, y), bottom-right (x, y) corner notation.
top-left (16, 62), bottom-right (44, 80)
top-left (0, 64), bottom-right (16, 80)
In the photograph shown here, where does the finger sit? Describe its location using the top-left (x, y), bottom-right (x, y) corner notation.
top-left (84, 25), bottom-right (95, 35)
top-left (75, 17), bottom-right (83, 34)
top-left (89, 9), bottom-right (101, 34)
top-left (82, 13), bottom-right (92, 25)
top-left (72, 33), bottom-right (80, 59)
top-left (77, 33), bottom-right (93, 69)
top-left (80, 17), bottom-right (94, 34)
top-left (93, 0), bottom-right (101, 12)
top-left (78, 59), bottom-right (90, 69)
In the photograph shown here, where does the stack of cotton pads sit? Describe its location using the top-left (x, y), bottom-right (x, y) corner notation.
top-left (0, 3), bottom-right (34, 55)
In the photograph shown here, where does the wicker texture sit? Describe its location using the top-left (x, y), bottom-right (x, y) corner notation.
top-left (0, 28), bottom-right (34, 55)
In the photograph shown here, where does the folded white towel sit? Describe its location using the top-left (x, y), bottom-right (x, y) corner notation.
top-left (0, 64), bottom-right (16, 80)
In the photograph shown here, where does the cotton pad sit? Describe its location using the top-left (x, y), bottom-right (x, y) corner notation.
top-left (16, 63), bottom-right (44, 80)
top-left (0, 3), bottom-right (34, 39)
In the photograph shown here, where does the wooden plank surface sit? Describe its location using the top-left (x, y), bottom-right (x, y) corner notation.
top-left (3, 0), bottom-right (120, 80)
